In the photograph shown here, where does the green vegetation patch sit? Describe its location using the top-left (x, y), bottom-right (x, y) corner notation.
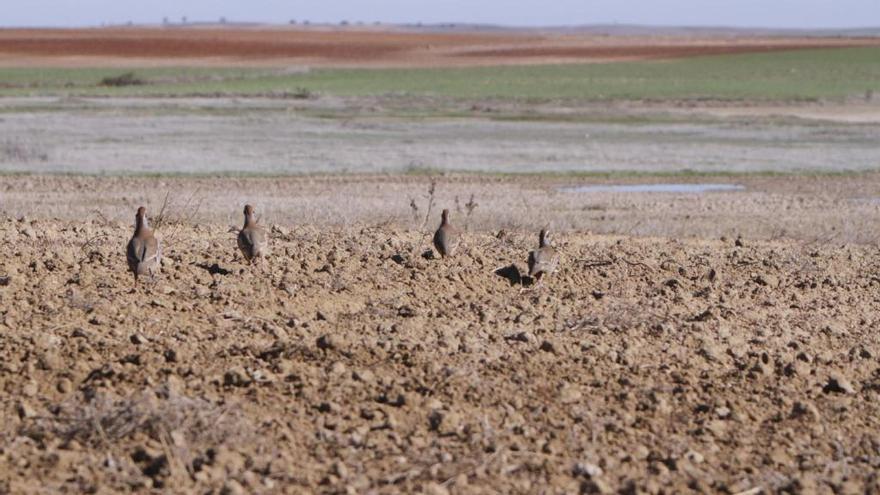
top-left (0, 47), bottom-right (878, 101)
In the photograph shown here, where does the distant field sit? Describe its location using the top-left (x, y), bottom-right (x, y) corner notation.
top-left (2, 27), bottom-right (876, 68)
top-left (1, 47), bottom-right (879, 101)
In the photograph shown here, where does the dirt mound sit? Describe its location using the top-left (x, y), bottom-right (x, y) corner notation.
top-left (1, 218), bottom-right (879, 492)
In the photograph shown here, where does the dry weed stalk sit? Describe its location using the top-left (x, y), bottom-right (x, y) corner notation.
top-left (90, 208), bottom-right (111, 226)
top-left (151, 191), bottom-right (173, 230)
top-left (403, 178), bottom-right (439, 259)
top-left (420, 178), bottom-right (437, 231)
top-left (76, 232), bottom-right (110, 267)
top-left (464, 194), bottom-right (478, 230)
top-left (408, 198), bottom-right (419, 223)
top-left (151, 188), bottom-right (204, 249)
top-left (453, 194), bottom-right (480, 231)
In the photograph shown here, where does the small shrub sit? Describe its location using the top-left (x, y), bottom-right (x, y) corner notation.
top-left (99, 72), bottom-right (145, 87)
top-left (292, 87), bottom-right (313, 99)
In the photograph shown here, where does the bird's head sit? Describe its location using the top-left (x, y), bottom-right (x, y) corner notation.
top-left (135, 206), bottom-right (148, 229)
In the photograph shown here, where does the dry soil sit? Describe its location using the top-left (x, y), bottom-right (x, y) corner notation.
top-left (1, 206), bottom-right (880, 493)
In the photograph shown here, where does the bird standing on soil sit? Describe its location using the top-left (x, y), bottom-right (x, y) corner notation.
top-left (237, 204), bottom-right (267, 264)
top-left (433, 209), bottom-right (459, 259)
top-left (126, 206), bottom-right (161, 286)
top-left (527, 228), bottom-right (559, 288)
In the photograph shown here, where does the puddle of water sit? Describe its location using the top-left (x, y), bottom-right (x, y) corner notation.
top-left (851, 197), bottom-right (880, 204)
top-left (559, 183), bottom-right (746, 194)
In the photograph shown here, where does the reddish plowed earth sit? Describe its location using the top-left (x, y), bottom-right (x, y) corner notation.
top-left (0, 28), bottom-right (513, 59)
top-left (0, 28), bottom-right (527, 67)
top-left (0, 38), bottom-right (403, 60)
top-left (456, 42), bottom-right (877, 59)
top-left (0, 27), bottom-right (878, 67)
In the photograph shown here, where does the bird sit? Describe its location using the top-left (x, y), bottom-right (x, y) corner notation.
top-left (237, 204), bottom-right (267, 264)
top-left (527, 228), bottom-right (559, 288)
top-left (126, 206), bottom-right (161, 286)
top-left (433, 209), bottom-right (459, 259)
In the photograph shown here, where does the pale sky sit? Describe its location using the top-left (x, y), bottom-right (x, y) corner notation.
top-left (3, 0), bottom-right (880, 29)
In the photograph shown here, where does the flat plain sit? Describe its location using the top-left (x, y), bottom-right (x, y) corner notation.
top-left (1, 26), bottom-right (880, 494)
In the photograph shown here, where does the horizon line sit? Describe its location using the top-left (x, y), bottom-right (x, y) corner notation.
top-left (2, 21), bottom-right (880, 32)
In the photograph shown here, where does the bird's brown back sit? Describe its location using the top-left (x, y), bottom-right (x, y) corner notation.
top-left (528, 245), bottom-right (559, 277)
top-left (238, 205), bottom-right (266, 261)
top-left (434, 224), bottom-right (459, 258)
top-left (126, 211), bottom-right (160, 276)
top-left (238, 225), bottom-right (266, 261)
top-left (433, 210), bottom-right (459, 258)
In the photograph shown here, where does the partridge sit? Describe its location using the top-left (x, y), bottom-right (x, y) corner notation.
top-left (126, 206), bottom-right (161, 286)
top-left (237, 204), bottom-right (267, 264)
top-left (527, 228), bottom-right (559, 287)
top-left (433, 209), bottom-right (459, 258)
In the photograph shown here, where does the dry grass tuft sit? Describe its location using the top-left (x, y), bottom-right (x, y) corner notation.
top-left (41, 392), bottom-right (250, 446)
top-left (20, 388), bottom-right (256, 486)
